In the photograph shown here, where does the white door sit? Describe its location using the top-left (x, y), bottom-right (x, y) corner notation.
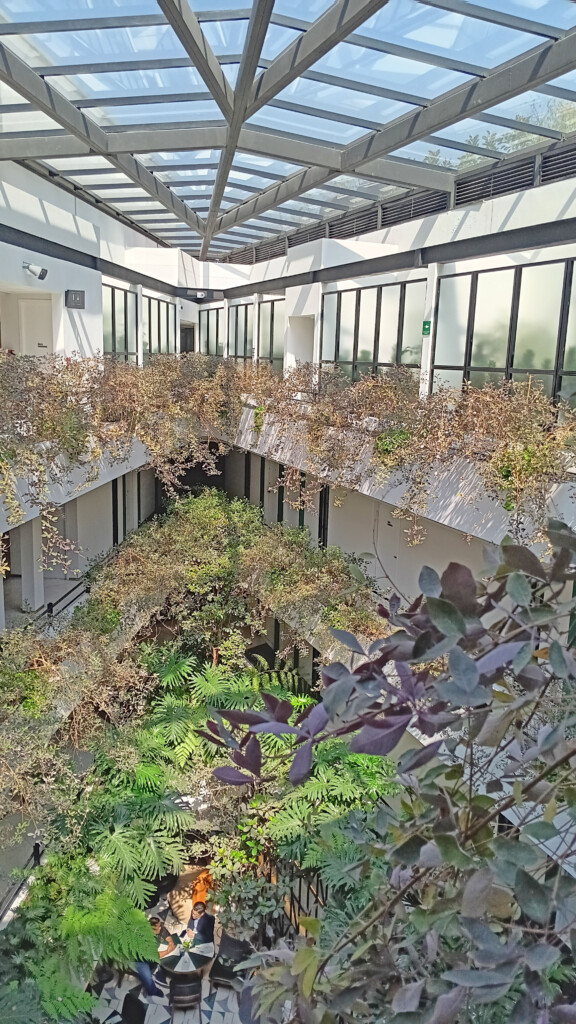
top-left (18, 299), bottom-right (53, 356)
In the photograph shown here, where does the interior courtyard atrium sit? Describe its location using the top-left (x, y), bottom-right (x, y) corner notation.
top-left (6, 1), bottom-right (576, 1022)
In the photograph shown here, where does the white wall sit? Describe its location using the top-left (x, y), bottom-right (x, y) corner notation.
top-left (76, 482), bottom-right (113, 568)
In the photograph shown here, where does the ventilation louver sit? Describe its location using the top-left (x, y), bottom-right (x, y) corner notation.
top-left (254, 237), bottom-right (287, 261)
top-left (541, 145), bottom-right (576, 185)
top-left (288, 224), bottom-right (326, 247)
top-left (329, 205), bottom-right (378, 239)
top-left (381, 190), bottom-right (448, 227)
top-left (455, 158), bottom-right (535, 206)
top-left (227, 247), bottom-right (255, 264)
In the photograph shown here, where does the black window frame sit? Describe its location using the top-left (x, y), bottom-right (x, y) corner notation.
top-left (102, 283), bottom-right (138, 364)
top-left (228, 303), bottom-right (254, 363)
top-left (143, 295), bottom-right (177, 360)
top-left (258, 299), bottom-right (285, 376)
top-left (320, 279), bottom-right (427, 380)
top-left (430, 256), bottom-right (576, 400)
top-left (199, 307), bottom-right (224, 356)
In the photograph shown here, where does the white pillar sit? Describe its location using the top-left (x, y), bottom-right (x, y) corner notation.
top-left (20, 518), bottom-right (44, 612)
top-left (419, 262), bottom-right (440, 398)
top-left (0, 574), bottom-right (6, 632)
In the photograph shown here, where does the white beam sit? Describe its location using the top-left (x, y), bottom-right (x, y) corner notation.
top-left (156, 0), bottom-right (235, 121)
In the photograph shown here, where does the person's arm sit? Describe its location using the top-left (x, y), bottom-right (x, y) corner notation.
top-left (158, 934), bottom-right (176, 958)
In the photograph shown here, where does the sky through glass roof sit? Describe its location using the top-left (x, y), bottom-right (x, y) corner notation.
top-left (0, 0), bottom-right (574, 258)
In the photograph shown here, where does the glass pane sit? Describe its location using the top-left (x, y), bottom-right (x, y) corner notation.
top-left (217, 309), bottom-right (224, 356)
top-left (150, 299), bottom-right (159, 354)
top-left (322, 292), bottom-right (338, 361)
top-left (468, 370), bottom-right (507, 389)
top-left (357, 288), bottom-right (377, 363)
top-left (273, 302), bottom-right (285, 359)
top-left (246, 305), bottom-right (253, 358)
top-left (339, 291), bottom-right (357, 362)
top-left (114, 288), bottom-right (126, 354)
top-left (126, 291), bottom-right (137, 359)
top-left (401, 280), bottom-right (426, 365)
top-left (471, 269), bottom-right (514, 368)
top-left (142, 297), bottom-right (149, 355)
top-left (558, 376), bottom-right (576, 408)
top-left (236, 307), bottom-right (244, 358)
top-left (199, 310), bottom-right (208, 354)
top-left (511, 372), bottom-right (553, 396)
top-left (159, 303), bottom-right (167, 353)
top-left (563, 273), bottom-right (576, 371)
top-left (260, 303), bottom-right (271, 358)
top-left (168, 305), bottom-right (176, 353)
top-left (377, 285), bottom-right (400, 363)
top-left (432, 368), bottom-right (464, 391)
top-left (514, 263), bottom-right (564, 371)
top-left (434, 276), bottom-right (471, 366)
top-left (103, 285), bottom-right (113, 355)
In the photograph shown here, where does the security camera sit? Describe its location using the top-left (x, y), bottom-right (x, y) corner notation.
top-left (23, 262), bottom-right (48, 280)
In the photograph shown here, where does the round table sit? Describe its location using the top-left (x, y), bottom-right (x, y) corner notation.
top-left (161, 946), bottom-right (213, 978)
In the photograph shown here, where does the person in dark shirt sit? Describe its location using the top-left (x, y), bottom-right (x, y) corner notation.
top-left (134, 916), bottom-right (176, 996)
top-left (186, 901), bottom-right (215, 955)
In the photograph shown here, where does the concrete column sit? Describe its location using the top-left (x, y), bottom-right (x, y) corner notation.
top-left (419, 262), bottom-right (440, 398)
top-left (125, 471), bottom-right (139, 534)
top-left (64, 498), bottom-right (80, 577)
top-left (20, 518), bottom-right (44, 612)
top-left (0, 574), bottom-right (6, 632)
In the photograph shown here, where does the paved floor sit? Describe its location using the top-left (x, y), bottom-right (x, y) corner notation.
top-left (3, 575), bottom-right (87, 628)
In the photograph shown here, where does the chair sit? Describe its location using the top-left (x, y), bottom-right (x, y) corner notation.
top-left (169, 976), bottom-right (202, 1014)
top-left (120, 992), bottom-right (147, 1024)
top-left (209, 932), bottom-right (253, 991)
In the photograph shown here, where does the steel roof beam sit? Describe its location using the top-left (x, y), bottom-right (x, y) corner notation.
top-left (156, 0), bottom-right (235, 121)
top-left (74, 91), bottom-right (213, 109)
top-left (343, 28), bottom-right (576, 170)
top-left (200, 0), bottom-right (275, 257)
top-left (358, 157), bottom-right (455, 191)
top-left (247, 0), bottom-right (391, 117)
top-left (474, 111), bottom-right (563, 141)
top-left (0, 42), bottom-right (205, 236)
top-left (215, 30), bottom-right (576, 234)
top-left (0, 14), bottom-right (166, 33)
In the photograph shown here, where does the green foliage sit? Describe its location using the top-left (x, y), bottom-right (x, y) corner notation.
top-left (70, 596), bottom-right (121, 635)
top-left (252, 404), bottom-right (265, 436)
top-left (215, 872), bottom-right (287, 942)
top-left (139, 641), bottom-right (199, 693)
top-left (374, 428), bottom-right (411, 461)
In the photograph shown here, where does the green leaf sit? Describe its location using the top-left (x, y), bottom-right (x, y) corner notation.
top-left (523, 821), bottom-right (558, 841)
top-left (514, 868), bottom-right (552, 925)
top-left (550, 640), bottom-right (569, 679)
top-left (461, 868), bottom-right (493, 919)
top-left (391, 835), bottom-right (427, 866)
top-left (524, 944), bottom-right (560, 970)
top-left (434, 834), bottom-right (473, 868)
top-left (419, 566), bottom-right (442, 597)
top-left (506, 572), bottom-right (532, 607)
top-left (475, 708), bottom-right (516, 748)
top-left (299, 916), bottom-right (320, 938)
top-left (512, 642), bottom-right (533, 674)
top-left (427, 598), bottom-right (467, 637)
top-left (442, 968), bottom-right (517, 988)
top-left (501, 544), bottom-right (547, 581)
top-left (448, 647), bottom-right (479, 692)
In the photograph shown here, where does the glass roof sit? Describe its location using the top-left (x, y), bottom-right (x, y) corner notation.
top-left (0, 0), bottom-right (574, 258)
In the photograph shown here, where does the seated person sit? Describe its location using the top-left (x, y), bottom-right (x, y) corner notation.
top-left (134, 917), bottom-right (176, 997)
top-left (186, 901), bottom-right (215, 957)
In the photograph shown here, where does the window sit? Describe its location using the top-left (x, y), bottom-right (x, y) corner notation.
top-left (431, 259), bottom-right (574, 397)
top-left (321, 280), bottom-right (426, 378)
top-left (198, 307), bottom-right (224, 356)
top-left (229, 304), bottom-right (253, 363)
top-left (102, 284), bottom-right (138, 363)
top-left (258, 300), bottom-right (285, 375)
top-left (142, 296), bottom-right (177, 360)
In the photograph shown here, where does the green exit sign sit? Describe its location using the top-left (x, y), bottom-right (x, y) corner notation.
top-left (422, 320), bottom-right (431, 336)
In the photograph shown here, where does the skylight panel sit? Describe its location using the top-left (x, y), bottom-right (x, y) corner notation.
top-left (246, 106), bottom-right (369, 144)
top-left (0, 0), bottom-right (158, 16)
top-left (60, 67), bottom-right (206, 101)
top-left (464, 0), bottom-right (576, 31)
top-left (313, 42), bottom-right (470, 99)
top-left (233, 152), bottom-right (304, 175)
top-left (273, 77), bottom-right (417, 125)
top-left (6, 25), bottom-right (187, 69)
top-left (201, 18), bottom-right (248, 56)
top-left (485, 91), bottom-right (576, 136)
top-left (361, 0), bottom-right (539, 68)
top-left (432, 117), bottom-right (548, 154)
top-left (87, 99), bottom-right (222, 126)
top-left (258, 22), bottom-right (301, 60)
top-left (0, 109), bottom-right (62, 131)
top-left (390, 139), bottom-right (494, 171)
top-left (272, 0), bottom-right (334, 19)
